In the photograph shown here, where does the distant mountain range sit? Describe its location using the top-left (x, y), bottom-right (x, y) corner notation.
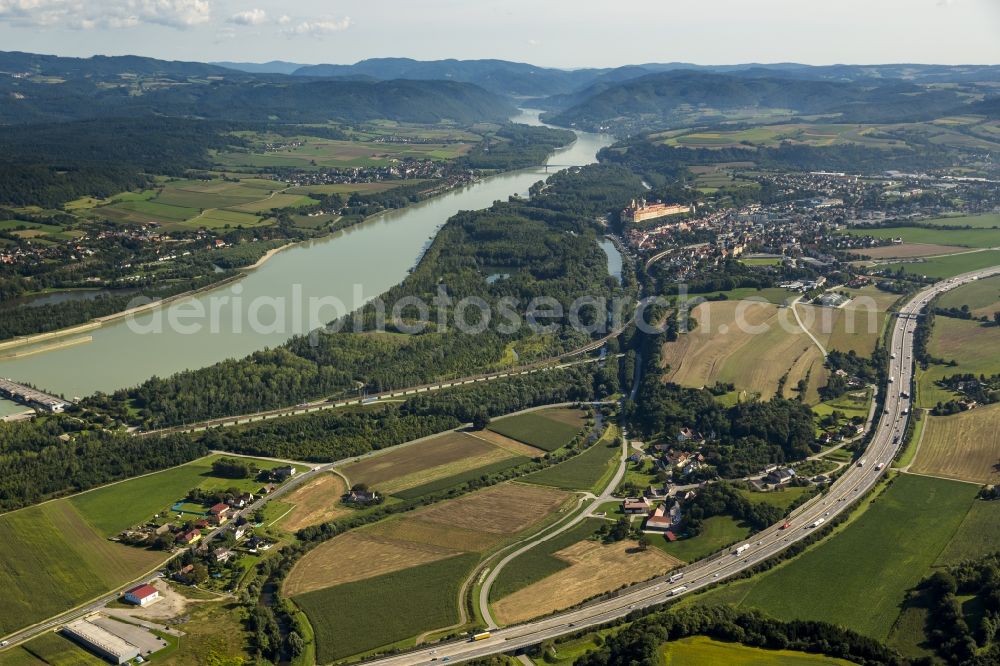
top-left (1, 50), bottom-right (998, 130)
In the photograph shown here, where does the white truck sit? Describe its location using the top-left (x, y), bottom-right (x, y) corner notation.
top-left (668, 585), bottom-right (688, 596)
top-left (810, 518), bottom-right (825, 528)
top-left (857, 458), bottom-right (867, 468)
top-left (669, 572), bottom-right (685, 583)
top-left (733, 544), bottom-right (750, 556)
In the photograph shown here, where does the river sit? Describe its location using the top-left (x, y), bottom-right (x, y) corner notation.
top-left (0, 110), bottom-right (612, 411)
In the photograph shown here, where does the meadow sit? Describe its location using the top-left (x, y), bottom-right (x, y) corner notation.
top-left (918, 316), bottom-right (1000, 408)
top-left (652, 514), bottom-right (751, 563)
top-left (688, 474), bottom-right (978, 640)
top-left (657, 123), bottom-right (907, 150)
top-left (293, 553), bottom-right (479, 663)
top-left (487, 408), bottom-right (587, 452)
top-left (935, 273), bottom-right (1000, 317)
top-left (880, 249), bottom-right (1000, 279)
top-left (934, 498), bottom-right (1000, 566)
top-left (13, 631), bottom-right (108, 666)
top-left (843, 225), bottom-right (1000, 249)
top-left (910, 403), bottom-right (1000, 484)
top-left (70, 454), bottom-right (306, 536)
top-left (660, 636), bottom-right (855, 666)
top-left (523, 429), bottom-right (620, 494)
top-left (920, 213), bottom-right (1000, 228)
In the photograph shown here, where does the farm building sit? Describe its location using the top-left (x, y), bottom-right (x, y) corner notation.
top-left (62, 620), bottom-right (139, 664)
top-left (272, 465), bottom-right (297, 481)
top-left (622, 497), bottom-right (651, 514)
top-left (123, 583), bottom-right (159, 607)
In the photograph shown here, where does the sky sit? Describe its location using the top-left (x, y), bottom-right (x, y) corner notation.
top-left (0, 0), bottom-right (998, 67)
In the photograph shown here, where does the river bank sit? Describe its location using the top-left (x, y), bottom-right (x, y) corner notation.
top-left (0, 110), bottom-right (612, 404)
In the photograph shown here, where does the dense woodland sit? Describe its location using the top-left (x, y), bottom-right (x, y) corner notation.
top-left (459, 124), bottom-right (577, 170)
top-left (0, 418), bottom-right (205, 511)
top-left (570, 605), bottom-right (904, 666)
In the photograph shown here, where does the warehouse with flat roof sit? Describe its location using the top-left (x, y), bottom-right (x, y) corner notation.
top-left (62, 619), bottom-right (140, 665)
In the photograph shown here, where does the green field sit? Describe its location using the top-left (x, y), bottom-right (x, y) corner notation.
top-left (523, 435), bottom-right (620, 494)
top-left (214, 136), bottom-right (470, 171)
top-left (660, 636), bottom-right (855, 665)
top-left (740, 257), bottom-right (784, 266)
top-left (735, 486), bottom-right (814, 511)
top-left (934, 499), bottom-right (1000, 566)
top-left (391, 456), bottom-right (531, 500)
top-left (935, 274), bottom-right (1000, 315)
top-left (690, 474), bottom-right (978, 639)
top-left (490, 519), bottom-right (604, 601)
top-left (844, 225), bottom-right (1000, 249)
top-left (917, 316), bottom-right (1000, 408)
top-left (293, 553), bottom-right (478, 662)
top-left (698, 286), bottom-right (801, 305)
top-left (487, 410), bottom-right (584, 452)
top-left (16, 632), bottom-right (108, 666)
top-left (881, 250), bottom-right (1000, 279)
top-left (0, 501), bottom-right (164, 635)
top-left (921, 213), bottom-right (1000, 228)
top-left (653, 515), bottom-right (752, 563)
top-left (70, 454), bottom-right (305, 536)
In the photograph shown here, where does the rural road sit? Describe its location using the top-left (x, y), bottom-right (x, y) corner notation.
top-left (356, 265), bottom-right (1000, 666)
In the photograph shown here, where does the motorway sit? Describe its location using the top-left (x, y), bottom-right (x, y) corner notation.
top-left (359, 266), bottom-right (1000, 666)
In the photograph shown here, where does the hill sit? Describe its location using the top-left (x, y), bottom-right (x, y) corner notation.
top-left (544, 70), bottom-right (978, 132)
top-left (212, 60), bottom-right (308, 75)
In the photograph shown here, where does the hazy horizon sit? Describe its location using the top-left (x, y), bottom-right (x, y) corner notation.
top-left (0, 0), bottom-right (997, 68)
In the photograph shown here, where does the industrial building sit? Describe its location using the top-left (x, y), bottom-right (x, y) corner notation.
top-left (62, 620), bottom-right (140, 665)
top-left (0, 378), bottom-right (71, 413)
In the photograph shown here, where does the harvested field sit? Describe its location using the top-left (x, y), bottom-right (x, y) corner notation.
top-left (662, 300), bottom-right (826, 401)
top-left (858, 243), bottom-right (967, 259)
top-left (910, 403), bottom-right (1000, 484)
top-left (279, 473), bottom-right (348, 532)
top-left (415, 483), bottom-right (571, 535)
top-left (283, 531), bottom-right (462, 597)
top-left (491, 538), bottom-right (681, 625)
top-left (342, 431), bottom-right (516, 494)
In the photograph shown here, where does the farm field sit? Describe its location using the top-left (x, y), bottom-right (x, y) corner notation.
top-left (656, 123), bottom-right (907, 150)
top-left (909, 403), bottom-right (1000, 484)
top-left (288, 483), bottom-right (573, 659)
top-left (522, 427), bottom-right (620, 494)
top-left (735, 486), bottom-right (814, 511)
top-left (659, 636), bottom-right (855, 666)
top-left (843, 225), bottom-right (1000, 249)
top-left (796, 287), bottom-right (896, 356)
top-left (652, 514), bottom-right (751, 563)
top-left (278, 472), bottom-right (348, 532)
top-left (490, 519), bottom-right (605, 601)
top-left (487, 408), bottom-right (587, 452)
top-left (341, 429), bottom-right (531, 495)
top-left (880, 249), bottom-right (1000, 279)
top-left (935, 273), bottom-right (1000, 317)
top-left (289, 181), bottom-right (423, 196)
top-left (918, 316), bottom-right (1000, 407)
top-left (0, 500), bottom-right (164, 635)
top-left (688, 474), bottom-right (978, 640)
top-left (934, 499), bottom-right (1000, 566)
top-left (491, 536), bottom-right (682, 625)
top-left (920, 213), bottom-right (1000, 228)
top-left (391, 456), bottom-right (532, 500)
top-left (660, 300), bottom-right (827, 403)
top-left (214, 137), bottom-right (472, 170)
top-left (294, 553), bottom-right (479, 664)
top-left (698, 286), bottom-right (800, 304)
top-left (857, 243), bottom-right (968, 259)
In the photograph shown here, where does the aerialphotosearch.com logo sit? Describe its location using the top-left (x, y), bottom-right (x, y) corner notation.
top-left (123, 282), bottom-right (882, 343)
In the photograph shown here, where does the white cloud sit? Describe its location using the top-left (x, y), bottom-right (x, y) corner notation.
top-left (0, 0), bottom-right (211, 29)
top-left (284, 16), bottom-right (351, 37)
top-left (277, 13), bottom-right (290, 25)
top-left (228, 7), bottom-right (265, 26)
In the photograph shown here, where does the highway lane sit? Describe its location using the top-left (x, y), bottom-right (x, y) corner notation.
top-left (359, 266), bottom-right (1000, 666)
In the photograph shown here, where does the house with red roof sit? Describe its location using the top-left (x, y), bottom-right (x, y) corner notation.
top-left (123, 583), bottom-right (160, 607)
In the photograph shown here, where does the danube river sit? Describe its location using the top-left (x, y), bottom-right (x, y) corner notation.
top-left (0, 111), bottom-right (613, 414)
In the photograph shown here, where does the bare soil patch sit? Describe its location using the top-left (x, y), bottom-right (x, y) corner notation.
top-left (279, 473), bottom-right (349, 532)
top-left (911, 403), bottom-right (1000, 484)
